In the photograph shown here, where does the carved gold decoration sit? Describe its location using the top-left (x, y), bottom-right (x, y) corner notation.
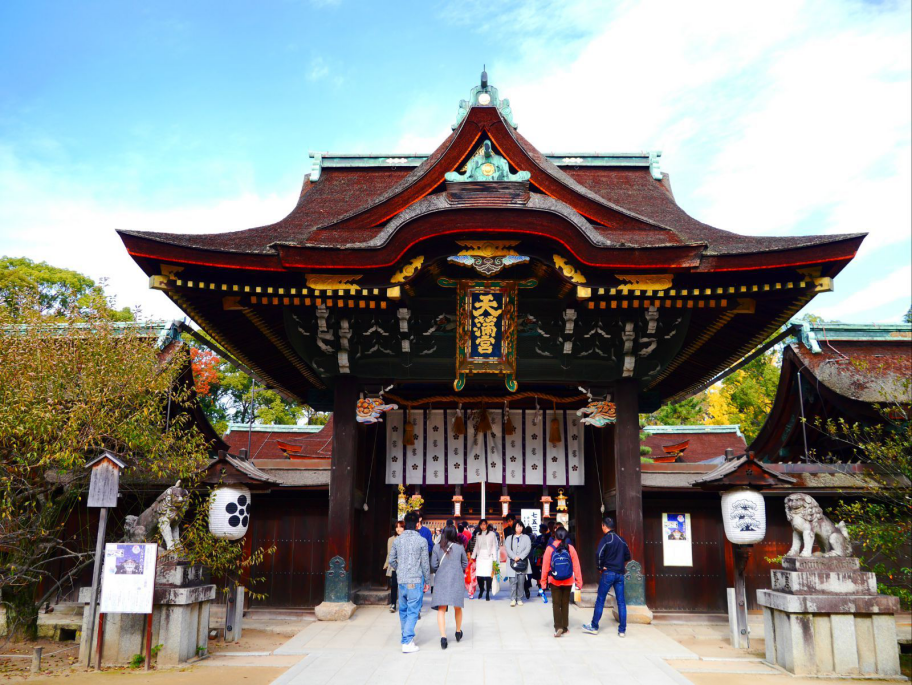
top-left (456, 241), bottom-right (520, 257)
top-left (305, 275), bottom-right (362, 291)
top-left (615, 274), bottom-right (674, 292)
top-left (553, 255), bottom-right (587, 284)
top-left (390, 256), bottom-right (425, 284)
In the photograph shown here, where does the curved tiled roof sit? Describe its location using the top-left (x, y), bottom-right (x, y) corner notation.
top-left (118, 104), bottom-right (863, 262)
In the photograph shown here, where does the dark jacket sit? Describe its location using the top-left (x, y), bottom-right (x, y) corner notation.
top-left (596, 531), bottom-right (631, 573)
top-left (418, 525), bottom-right (434, 555)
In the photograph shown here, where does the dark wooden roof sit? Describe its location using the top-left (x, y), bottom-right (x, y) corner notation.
top-left (749, 324), bottom-right (911, 462)
top-left (641, 426), bottom-right (747, 463)
top-left (118, 104), bottom-right (863, 273)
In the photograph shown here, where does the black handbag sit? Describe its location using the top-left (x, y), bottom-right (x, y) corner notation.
top-left (509, 536), bottom-right (528, 573)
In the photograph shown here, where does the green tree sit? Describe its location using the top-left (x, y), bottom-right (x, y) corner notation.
top-left (644, 394), bottom-right (708, 426)
top-left (706, 351), bottom-right (780, 442)
top-left (809, 407), bottom-right (912, 607)
top-left (0, 304), bottom-right (209, 638)
top-left (185, 332), bottom-right (322, 434)
top-left (904, 306), bottom-right (911, 324)
top-left (0, 256), bottom-right (132, 321)
top-left (0, 276), bottom-right (272, 639)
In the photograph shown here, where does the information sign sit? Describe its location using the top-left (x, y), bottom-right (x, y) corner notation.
top-left (99, 543), bottom-right (157, 614)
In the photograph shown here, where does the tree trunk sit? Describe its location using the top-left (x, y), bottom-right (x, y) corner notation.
top-left (2, 585), bottom-right (38, 641)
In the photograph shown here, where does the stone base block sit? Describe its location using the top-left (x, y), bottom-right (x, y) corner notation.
top-left (315, 601), bottom-right (357, 621)
top-left (613, 604), bottom-right (653, 625)
top-left (758, 591), bottom-right (901, 677)
top-left (78, 588), bottom-right (214, 667)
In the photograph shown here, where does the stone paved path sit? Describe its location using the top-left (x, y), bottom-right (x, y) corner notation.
top-left (271, 593), bottom-right (698, 685)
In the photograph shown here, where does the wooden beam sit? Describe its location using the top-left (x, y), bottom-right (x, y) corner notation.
top-left (324, 376), bottom-right (360, 602)
top-left (613, 379), bottom-right (644, 564)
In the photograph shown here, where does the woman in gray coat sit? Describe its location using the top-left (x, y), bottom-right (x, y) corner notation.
top-left (431, 524), bottom-right (469, 650)
top-left (502, 521), bottom-right (532, 607)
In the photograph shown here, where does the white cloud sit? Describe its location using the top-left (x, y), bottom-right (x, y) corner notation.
top-left (307, 56), bottom-right (330, 82)
top-left (812, 265), bottom-right (912, 321)
top-left (0, 145), bottom-right (296, 320)
top-left (423, 0), bottom-right (911, 322)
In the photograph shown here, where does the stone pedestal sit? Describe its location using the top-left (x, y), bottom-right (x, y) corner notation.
top-left (78, 561), bottom-right (216, 667)
top-left (758, 557), bottom-right (901, 677)
top-left (314, 601), bottom-right (357, 621)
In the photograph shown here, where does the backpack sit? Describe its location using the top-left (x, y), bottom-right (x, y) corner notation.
top-left (549, 544), bottom-right (573, 581)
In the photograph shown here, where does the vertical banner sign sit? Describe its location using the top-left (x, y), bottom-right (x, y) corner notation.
top-left (446, 409), bottom-right (465, 485)
top-left (567, 413), bottom-right (584, 486)
top-left (504, 410), bottom-right (523, 484)
top-left (386, 410), bottom-right (405, 484)
top-left (385, 409), bottom-right (582, 486)
top-left (524, 411), bottom-right (544, 485)
top-left (486, 410), bottom-right (503, 483)
top-left (546, 409), bottom-right (566, 486)
top-left (454, 281), bottom-right (519, 392)
top-left (662, 513), bottom-right (694, 567)
top-left (425, 410), bottom-right (446, 485)
top-left (405, 410), bottom-right (424, 485)
top-left (467, 432), bottom-right (485, 484)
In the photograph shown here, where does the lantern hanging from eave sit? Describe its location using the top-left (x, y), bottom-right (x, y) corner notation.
top-left (721, 487), bottom-right (766, 545)
top-left (209, 485), bottom-right (252, 540)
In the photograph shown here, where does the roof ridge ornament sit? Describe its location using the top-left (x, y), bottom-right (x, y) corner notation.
top-left (445, 140), bottom-right (530, 183)
top-left (452, 69), bottom-right (518, 130)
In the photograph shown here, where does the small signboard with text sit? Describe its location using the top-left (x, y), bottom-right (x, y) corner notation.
top-left (521, 509), bottom-right (542, 534)
top-left (99, 543), bottom-right (157, 614)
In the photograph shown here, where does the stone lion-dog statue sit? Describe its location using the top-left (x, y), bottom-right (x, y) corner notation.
top-left (784, 493), bottom-right (852, 558)
top-left (123, 481), bottom-right (189, 551)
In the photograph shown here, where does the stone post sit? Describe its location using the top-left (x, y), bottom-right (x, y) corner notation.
top-left (758, 556), bottom-right (901, 676)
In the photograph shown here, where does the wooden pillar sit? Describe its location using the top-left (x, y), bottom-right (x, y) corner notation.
top-left (613, 379), bottom-right (644, 564)
top-left (321, 376), bottom-right (359, 610)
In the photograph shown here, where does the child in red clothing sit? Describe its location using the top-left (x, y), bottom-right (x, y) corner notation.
top-left (540, 527), bottom-right (583, 637)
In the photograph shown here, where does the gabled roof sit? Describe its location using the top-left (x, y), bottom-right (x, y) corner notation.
top-left (118, 83), bottom-right (863, 274)
top-left (690, 451), bottom-right (797, 490)
top-left (641, 425), bottom-right (747, 463)
top-left (223, 419), bottom-right (333, 460)
top-left (749, 322), bottom-right (912, 461)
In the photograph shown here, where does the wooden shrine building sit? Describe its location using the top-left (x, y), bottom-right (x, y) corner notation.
top-left (119, 73), bottom-right (865, 615)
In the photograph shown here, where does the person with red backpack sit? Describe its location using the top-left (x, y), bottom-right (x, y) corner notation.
top-left (540, 527), bottom-right (583, 637)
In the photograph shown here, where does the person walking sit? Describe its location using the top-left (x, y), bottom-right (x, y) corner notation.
top-left (472, 519), bottom-right (498, 601)
top-left (583, 517), bottom-right (631, 638)
top-left (388, 512), bottom-right (430, 653)
top-left (522, 524), bottom-right (535, 599)
top-left (464, 524), bottom-right (478, 598)
top-left (431, 524), bottom-right (469, 650)
top-left (503, 521), bottom-right (531, 607)
top-left (540, 527), bottom-right (583, 637)
top-left (384, 520), bottom-right (405, 613)
top-left (417, 515), bottom-right (434, 556)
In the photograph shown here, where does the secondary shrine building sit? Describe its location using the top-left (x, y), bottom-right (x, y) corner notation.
top-left (120, 74), bottom-right (865, 615)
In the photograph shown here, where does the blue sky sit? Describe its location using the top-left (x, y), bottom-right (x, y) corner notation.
top-left (1, 0), bottom-right (909, 323)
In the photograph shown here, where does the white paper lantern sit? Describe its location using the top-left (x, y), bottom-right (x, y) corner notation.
top-left (721, 487), bottom-right (766, 544)
top-left (209, 485), bottom-right (252, 540)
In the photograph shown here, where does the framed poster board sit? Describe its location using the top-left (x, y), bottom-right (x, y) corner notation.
top-left (661, 513), bottom-right (693, 567)
top-left (99, 543), bottom-right (157, 614)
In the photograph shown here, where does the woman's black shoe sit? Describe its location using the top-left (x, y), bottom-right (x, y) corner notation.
top-left (485, 594), bottom-right (490, 601)
top-left (440, 637), bottom-right (448, 650)
top-left (455, 631), bottom-right (463, 642)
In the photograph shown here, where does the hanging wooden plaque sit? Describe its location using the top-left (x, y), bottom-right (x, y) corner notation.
top-left (454, 280), bottom-right (518, 392)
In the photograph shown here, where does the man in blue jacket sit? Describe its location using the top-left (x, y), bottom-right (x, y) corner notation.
top-left (583, 516), bottom-right (631, 637)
